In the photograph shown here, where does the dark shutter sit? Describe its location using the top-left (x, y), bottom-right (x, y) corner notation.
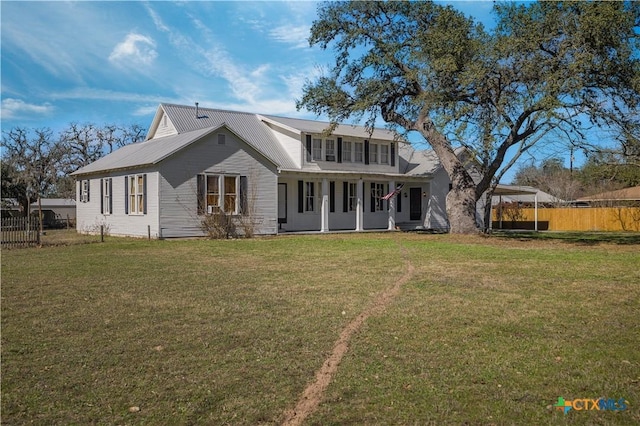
top-left (197, 175), bottom-right (205, 215)
top-left (329, 181), bottom-right (335, 213)
top-left (305, 135), bottom-right (312, 162)
top-left (86, 180), bottom-right (90, 202)
top-left (142, 174), bottom-right (147, 215)
top-left (343, 182), bottom-right (348, 212)
top-left (240, 176), bottom-right (248, 214)
top-left (390, 142), bottom-right (395, 167)
top-left (108, 179), bottom-right (113, 214)
top-left (124, 176), bottom-right (129, 214)
top-left (397, 185), bottom-right (402, 213)
top-left (371, 182), bottom-right (376, 212)
top-left (100, 179), bottom-right (104, 214)
top-left (337, 137), bottom-right (342, 163)
top-left (298, 180), bottom-right (304, 213)
top-left (364, 140), bottom-right (370, 165)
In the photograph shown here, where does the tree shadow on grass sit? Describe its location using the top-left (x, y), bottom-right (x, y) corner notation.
top-left (491, 231), bottom-right (640, 246)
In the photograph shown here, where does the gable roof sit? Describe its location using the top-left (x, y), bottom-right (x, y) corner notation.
top-left (72, 103), bottom-right (423, 177)
top-left (71, 126), bottom-right (218, 175)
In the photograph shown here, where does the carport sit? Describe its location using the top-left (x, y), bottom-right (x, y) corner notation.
top-left (491, 184), bottom-right (540, 231)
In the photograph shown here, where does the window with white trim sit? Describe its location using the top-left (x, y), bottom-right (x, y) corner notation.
top-left (198, 174), bottom-right (241, 215)
top-left (80, 180), bottom-right (90, 203)
top-left (348, 182), bottom-right (357, 211)
top-left (102, 178), bottom-right (112, 214)
top-left (305, 181), bottom-right (316, 212)
top-left (128, 174), bottom-right (146, 215)
top-left (343, 141), bottom-right (352, 162)
top-left (372, 182), bottom-right (386, 211)
top-left (207, 175), bottom-right (220, 213)
top-left (380, 144), bottom-right (389, 164)
top-left (325, 139), bottom-right (335, 161)
top-left (370, 143), bottom-right (378, 163)
top-left (354, 142), bottom-right (364, 163)
top-left (312, 138), bottom-right (322, 161)
top-left (224, 176), bottom-right (238, 213)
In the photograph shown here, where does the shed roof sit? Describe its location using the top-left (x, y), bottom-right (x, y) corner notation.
top-left (260, 114), bottom-right (400, 141)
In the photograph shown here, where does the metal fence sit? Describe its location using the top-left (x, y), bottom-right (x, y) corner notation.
top-left (1, 217), bottom-right (41, 248)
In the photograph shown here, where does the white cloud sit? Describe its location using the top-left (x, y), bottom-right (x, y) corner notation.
top-left (109, 33), bottom-right (158, 67)
top-left (1, 98), bottom-right (54, 120)
top-left (269, 25), bottom-right (311, 49)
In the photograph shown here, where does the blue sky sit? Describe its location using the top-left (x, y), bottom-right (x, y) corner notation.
top-left (1, 1), bottom-right (495, 129)
top-left (2, 1), bottom-right (549, 182)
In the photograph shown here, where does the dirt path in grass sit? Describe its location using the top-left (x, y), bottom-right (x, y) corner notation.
top-left (281, 244), bottom-right (415, 426)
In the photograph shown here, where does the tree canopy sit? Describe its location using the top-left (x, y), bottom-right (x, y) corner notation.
top-left (298, 0), bottom-right (640, 233)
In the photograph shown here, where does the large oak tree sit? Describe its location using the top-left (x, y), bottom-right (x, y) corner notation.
top-left (298, 1), bottom-right (639, 233)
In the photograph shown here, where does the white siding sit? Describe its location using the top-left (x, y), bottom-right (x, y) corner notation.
top-left (76, 171), bottom-right (160, 238)
top-left (157, 129), bottom-right (278, 237)
top-left (426, 168), bottom-right (450, 230)
top-left (263, 122), bottom-right (302, 168)
top-left (151, 111), bottom-right (178, 139)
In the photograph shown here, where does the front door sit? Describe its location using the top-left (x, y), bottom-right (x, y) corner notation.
top-left (409, 187), bottom-right (422, 221)
top-left (278, 183), bottom-right (287, 224)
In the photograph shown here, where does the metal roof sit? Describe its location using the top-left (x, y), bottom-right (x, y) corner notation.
top-left (261, 114), bottom-right (400, 141)
top-left (72, 103), bottom-right (428, 176)
top-left (72, 127), bottom-right (216, 175)
top-left (398, 144), bottom-right (441, 176)
top-left (160, 104), bottom-right (297, 168)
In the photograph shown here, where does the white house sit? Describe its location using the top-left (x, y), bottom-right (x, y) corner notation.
top-left (72, 103), bottom-right (456, 238)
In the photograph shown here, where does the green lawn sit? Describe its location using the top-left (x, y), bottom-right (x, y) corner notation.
top-left (2, 232), bottom-right (639, 424)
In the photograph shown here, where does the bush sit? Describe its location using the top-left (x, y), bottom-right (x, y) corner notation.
top-left (201, 212), bottom-right (237, 239)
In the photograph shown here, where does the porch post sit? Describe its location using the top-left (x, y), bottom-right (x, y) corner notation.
top-left (356, 179), bottom-right (364, 231)
top-left (388, 180), bottom-right (396, 230)
top-left (321, 178), bottom-right (329, 232)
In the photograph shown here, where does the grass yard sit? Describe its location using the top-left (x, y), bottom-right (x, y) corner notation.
top-left (1, 232), bottom-right (639, 425)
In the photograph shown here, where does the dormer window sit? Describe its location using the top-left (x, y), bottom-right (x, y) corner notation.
top-left (380, 144), bottom-right (389, 164)
top-left (312, 138), bottom-right (322, 161)
top-left (325, 139), bottom-right (335, 161)
top-left (370, 143), bottom-right (378, 163)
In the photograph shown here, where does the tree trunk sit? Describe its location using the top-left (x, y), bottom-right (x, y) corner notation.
top-left (446, 185), bottom-right (478, 234)
top-left (419, 121), bottom-right (480, 234)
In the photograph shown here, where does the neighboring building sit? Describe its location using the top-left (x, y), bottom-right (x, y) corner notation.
top-left (576, 185), bottom-right (640, 206)
top-left (30, 198), bottom-right (76, 227)
top-left (72, 103), bottom-right (474, 238)
top-left (491, 185), bottom-right (561, 207)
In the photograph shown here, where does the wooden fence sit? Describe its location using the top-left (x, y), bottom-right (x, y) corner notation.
top-left (1, 217), bottom-right (41, 248)
top-left (493, 207), bottom-right (640, 232)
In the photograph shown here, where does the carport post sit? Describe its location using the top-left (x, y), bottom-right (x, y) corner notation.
top-left (534, 194), bottom-right (538, 231)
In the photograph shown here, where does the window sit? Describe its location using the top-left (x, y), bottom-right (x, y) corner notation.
top-left (198, 174), bottom-right (241, 215)
top-left (127, 174), bottom-right (146, 215)
top-left (312, 138), bottom-right (322, 161)
top-left (354, 142), bottom-right (364, 163)
top-left (224, 176), bottom-right (237, 213)
top-left (80, 180), bottom-right (90, 203)
top-left (207, 175), bottom-right (220, 213)
top-left (325, 139), bottom-right (335, 161)
top-left (370, 143), bottom-right (378, 163)
top-left (101, 178), bottom-right (112, 214)
top-left (380, 144), bottom-right (389, 164)
top-left (372, 182), bottom-right (386, 212)
top-left (305, 181), bottom-right (316, 212)
top-left (343, 141), bottom-right (352, 162)
top-left (348, 182), bottom-right (357, 211)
